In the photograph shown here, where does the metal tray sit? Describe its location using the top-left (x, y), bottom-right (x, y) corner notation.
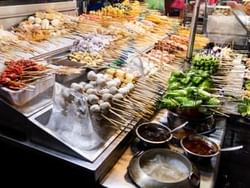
top-left (0, 74), bottom-right (55, 106)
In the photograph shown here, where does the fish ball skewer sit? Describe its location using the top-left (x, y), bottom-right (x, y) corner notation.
top-left (87, 71), bottom-right (97, 81)
top-left (70, 83), bottom-right (82, 91)
top-left (102, 93), bottom-right (113, 102)
top-left (86, 88), bottom-right (97, 95)
top-left (85, 83), bottom-right (94, 90)
top-left (87, 94), bottom-right (99, 104)
top-left (90, 104), bottom-right (100, 114)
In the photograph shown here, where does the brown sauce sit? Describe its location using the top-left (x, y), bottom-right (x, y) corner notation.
top-left (139, 126), bottom-right (169, 142)
top-left (183, 138), bottom-right (217, 155)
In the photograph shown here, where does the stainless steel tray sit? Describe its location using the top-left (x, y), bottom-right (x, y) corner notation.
top-left (0, 74), bottom-right (55, 106)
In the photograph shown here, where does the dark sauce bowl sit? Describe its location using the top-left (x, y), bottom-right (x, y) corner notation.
top-left (136, 122), bottom-right (173, 147)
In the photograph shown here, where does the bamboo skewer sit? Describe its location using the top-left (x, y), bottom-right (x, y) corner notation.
top-left (101, 114), bottom-right (123, 130)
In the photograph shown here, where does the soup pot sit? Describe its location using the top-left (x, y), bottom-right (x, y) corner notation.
top-left (167, 110), bottom-right (215, 134)
top-left (128, 149), bottom-right (198, 188)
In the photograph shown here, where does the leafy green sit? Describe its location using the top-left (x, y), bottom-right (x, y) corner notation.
top-left (238, 97), bottom-right (250, 117)
top-left (245, 80), bottom-right (250, 91)
top-left (158, 69), bottom-right (220, 109)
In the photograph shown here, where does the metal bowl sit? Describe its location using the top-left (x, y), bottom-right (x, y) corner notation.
top-left (180, 135), bottom-right (243, 160)
top-left (136, 122), bottom-right (173, 147)
top-left (128, 149), bottom-right (195, 188)
top-left (180, 135), bottom-right (219, 159)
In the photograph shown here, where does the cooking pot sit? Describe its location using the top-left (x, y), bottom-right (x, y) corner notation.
top-left (167, 110), bottom-right (215, 134)
top-left (128, 149), bottom-right (199, 188)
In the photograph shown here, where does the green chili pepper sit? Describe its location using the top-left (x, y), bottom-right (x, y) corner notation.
top-left (199, 80), bottom-right (212, 90)
top-left (245, 80), bottom-right (250, 91)
top-left (207, 97), bottom-right (220, 105)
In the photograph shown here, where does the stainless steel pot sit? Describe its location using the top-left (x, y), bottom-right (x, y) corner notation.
top-left (128, 149), bottom-right (197, 188)
top-left (180, 135), bottom-right (243, 160)
top-left (167, 110), bottom-right (215, 134)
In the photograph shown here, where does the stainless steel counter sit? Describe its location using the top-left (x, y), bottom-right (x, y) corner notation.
top-left (101, 118), bottom-right (226, 188)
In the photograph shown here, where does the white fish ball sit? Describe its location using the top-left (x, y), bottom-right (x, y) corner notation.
top-left (126, 83), bottom-right (135, 90)
top-left (96, 77), bottom-right (106, 87)
top-left (87, 71), bottom-right (97, 81)
top-left (85, 83), bottom-right (94, 90)
top-left (86, 88), bottom-right (97, 95)
top-left (96, 73), bottom-right (104, 79)
top-left (90, 104), bottom-right (100, 113)
top-left (106, 80), bottom-right (116, 88)
top-left (98, 100), bottom-right (104, 104)
top-left (109, 86), bottom-right (118, 95)
top-left (28, 16), bottom-right (35, 23)
top-left (89, 81), bottom-right (97, 87)
top-left (99, 88), bottom-right (110, 95)
top-left (118, 87), bottom-right (129, 95)
top-left (102, 93), bottom-right (113, 102)
top-left (70, 83), bottom-right (81, 91)
top-left (87, 94), bottom-right (99, 104)
top-left (35, 17), bottom-right (42, 24)
top-left (112, 93), bottom-right (124, 101)
top-left (114, 78), bottom-right (121, 87)
top-left (100, 102), bottom-right (111, 112)
top-left (79, 82), bottom-right (86, 88)
top-left (51, 19), bottom-right (60, 27)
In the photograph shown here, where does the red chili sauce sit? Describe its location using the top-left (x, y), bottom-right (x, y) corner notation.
top-left (183, 138), bottom-right (217, 155)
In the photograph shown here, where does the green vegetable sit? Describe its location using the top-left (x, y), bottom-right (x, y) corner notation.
top-left (160, 98), bottom-right (179, 108)
top-left (167, 89), bottom-right (188, 97)
top-left (192, 76), bottom-right (204, 85)
top-left (191, 54), bottom-right (219, 74)
top-left (245, 80), bottom-right (250, 91)
top-left (158, 68), bottom-right (220, 111)
top-left (174, 97), bottom-right (202, 107)
top-left (207, 97), bottom-right (220, 105)
top-left (181, 77), bottom-right (191, 85)
top-left (199, 80), bottom-right (212, 90)
top-left (168, 82), bottom-right (181, 90)
top-left (238, 97), bottom-right (250, 117)
top-left (197, 88), bottom-right (212, 100)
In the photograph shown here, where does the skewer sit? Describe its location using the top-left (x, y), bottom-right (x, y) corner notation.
top-left (109, 109), bottom-right (128, 124)
top-left (112, 101), bottom-right (146, 118)
top-left (101, 114), bottom-right (122, 130)
top-left (111, 107), bottom-right (133, 117)
top-left (209, 109), bottom-right (230, 117)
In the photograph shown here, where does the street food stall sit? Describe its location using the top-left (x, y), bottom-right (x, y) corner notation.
top-left (0, 0), bottom-right (249, 187)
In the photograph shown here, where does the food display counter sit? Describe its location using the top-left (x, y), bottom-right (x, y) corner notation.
top-left (101, 114), bottom-right (226, 188)
top-left (0, 0), bottom-right (249, 187)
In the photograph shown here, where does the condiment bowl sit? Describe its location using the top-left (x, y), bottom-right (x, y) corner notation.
top-left (180, 135), bottom-right (243, 160)
top-left (136, 122), bottom-right (173, 147)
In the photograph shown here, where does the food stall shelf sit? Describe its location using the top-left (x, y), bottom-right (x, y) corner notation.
top-left (0, 98), bottom-right (138, 183)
